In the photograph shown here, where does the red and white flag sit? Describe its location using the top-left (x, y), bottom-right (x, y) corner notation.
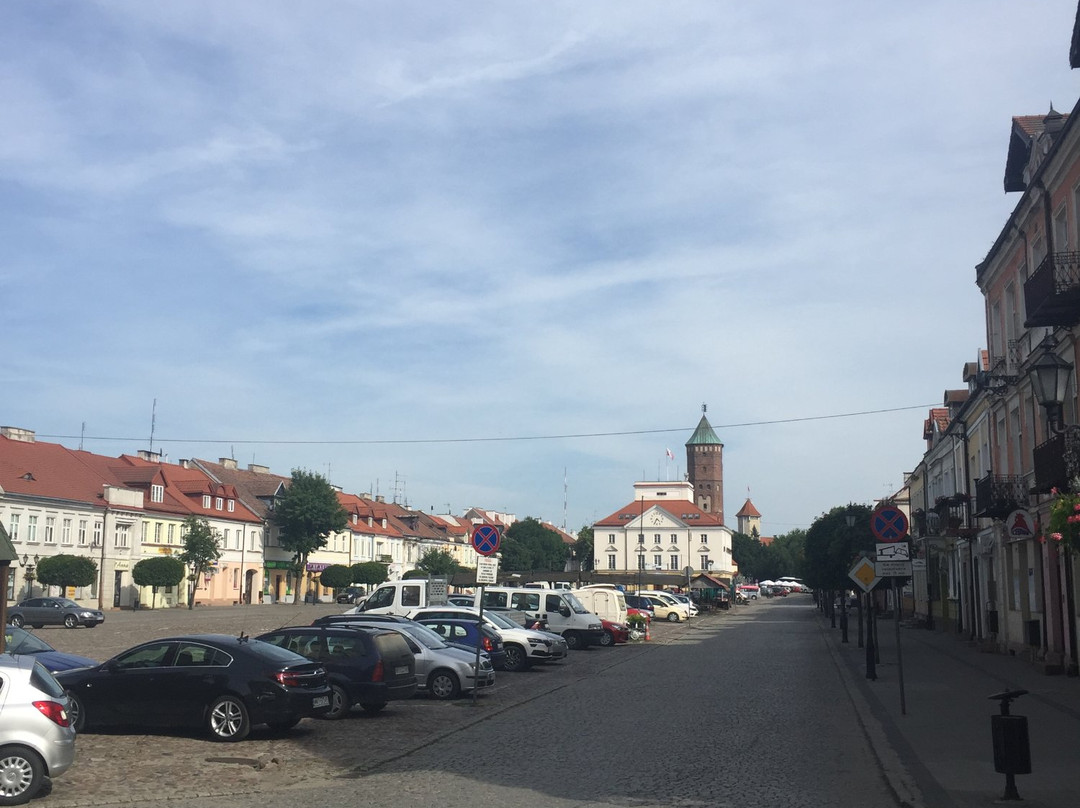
top-left (665, 448), bottom-right (675, 460)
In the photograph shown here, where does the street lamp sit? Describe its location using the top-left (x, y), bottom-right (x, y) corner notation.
top-left (1029, 349), bottom-right (1073, 434)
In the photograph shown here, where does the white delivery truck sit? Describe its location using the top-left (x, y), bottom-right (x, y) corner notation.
top-left (572, 584), bottom-right (629, 626)
top-left (476, 585), bottom-right (604, 650)
top-left (353, 579), bottom-right (450, 616)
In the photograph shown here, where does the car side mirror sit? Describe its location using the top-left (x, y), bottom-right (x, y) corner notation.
top-left (559, 606), bottom-right (571, 618)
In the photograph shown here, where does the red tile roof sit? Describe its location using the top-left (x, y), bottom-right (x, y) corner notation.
top-left (593, 499), bottom-right (725, 528)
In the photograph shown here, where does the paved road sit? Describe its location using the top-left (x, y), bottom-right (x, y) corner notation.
top-left (28, 597), bottom-right (902, 808)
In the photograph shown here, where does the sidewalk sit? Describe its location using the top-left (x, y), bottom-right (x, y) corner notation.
top-left (822, 609), bottom-right (1080, 808)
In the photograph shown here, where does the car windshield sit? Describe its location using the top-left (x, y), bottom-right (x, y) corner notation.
top-left (54, 599), bottom-right (81, 609)
top-left (3, 626), bottom-right (53, 655)
top-left (563, 592), bottom-right (589, 614)
top-left (394, 622), bottom-right (450, 650)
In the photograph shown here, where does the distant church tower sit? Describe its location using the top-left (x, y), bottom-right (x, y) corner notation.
top-left (686, 404), bottom-right (724, 524)
top-left (736, 498), bottom-right (762, 537)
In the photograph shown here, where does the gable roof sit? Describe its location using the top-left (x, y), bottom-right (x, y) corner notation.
top-left (0, 434), bottom-right (127, 507)
top-left (593, 498), bottom-right (727, 529)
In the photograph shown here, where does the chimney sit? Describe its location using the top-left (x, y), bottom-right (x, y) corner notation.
top-left (220, 458), bottom-right (238, 470)
top-left (138, 450), bottom-right (162, 463)
top-left (248, 464), bottom-right (270, 474)
top-left (0, 427), bottom-right (35, 443)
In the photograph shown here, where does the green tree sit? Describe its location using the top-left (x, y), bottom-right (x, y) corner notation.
top-left (271, 470), bottom-right (348, 603)
top-left (131, 556), bottom-right (186, 609)
top-left (574, 526), bottom-right (594, 572)
top-left (319, 564), bottom-right (354, 591)
top-left (34, 554), bottom-right (97, 595)
top-left (177, 516), bottom-right (222, 610)
top-left (351, 561), bottom-right (389, 588)
top-left (803, 505), bottom-right (873, 594)
top-left (504, 518), bottom-right (568, 571)
top-left (414, 549), bottom-right (459, 577)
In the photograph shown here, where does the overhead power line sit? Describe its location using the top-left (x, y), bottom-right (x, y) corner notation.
top-left (39, 403), bottom-right (936, 448)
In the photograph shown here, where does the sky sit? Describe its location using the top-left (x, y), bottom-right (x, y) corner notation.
top-left (3, 1), bottom-right (1080, 538)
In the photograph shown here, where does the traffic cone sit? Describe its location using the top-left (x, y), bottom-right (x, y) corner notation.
top-left (645, 619), bottom-right (651, 641)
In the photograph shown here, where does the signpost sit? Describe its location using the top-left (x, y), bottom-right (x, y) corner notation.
top-left (470, 524), bottom-right (501, 704)
top-left (869, 505), bottom-right (909, 714)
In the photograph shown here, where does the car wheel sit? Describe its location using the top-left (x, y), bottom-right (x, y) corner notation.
top-left (321, 683), bottom-right (350, 720)
top-left (67, 694), bottom-right (86, 732)
top-left (502, 644), bottom-right (529, 672)
top-left (563, 632), bottom-right (582, 650)
top-left (7, 615), bottom-right (23, 628)
top-left (667, 612), bottom-right (680, 622)
top-left (427, 669), bottom-right (460, 700)
top-left (266, 717), bottom-right (301, 732)
top-left (63, 614), bottom-right (79, 629)
top-left (0, 744), bottom-right (45, 806)
top-left (207, 695), bottom-right (251, 741)
top-left (599, 630), bottom-right (615, 647)
top-left (360, 702), bottom-right (386, 714)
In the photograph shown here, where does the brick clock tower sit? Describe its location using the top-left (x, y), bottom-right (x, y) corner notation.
top-left (685, 404), bottom-right (724, 524)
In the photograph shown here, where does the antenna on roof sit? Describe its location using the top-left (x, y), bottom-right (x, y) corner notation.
top-left (149, 398), bottom-right (157, 453)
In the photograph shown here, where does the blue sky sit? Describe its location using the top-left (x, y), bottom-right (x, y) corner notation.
top-left (3, 1), bottom-right (1079, 536)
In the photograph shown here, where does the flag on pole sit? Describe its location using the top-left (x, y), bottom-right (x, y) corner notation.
top-left (665, 448), bottom-right (674, 460)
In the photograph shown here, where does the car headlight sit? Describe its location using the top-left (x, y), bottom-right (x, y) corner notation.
top-left (78, 611), bottom-right (94, 618)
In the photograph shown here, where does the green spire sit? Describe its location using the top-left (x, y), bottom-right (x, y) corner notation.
top-left (685, 410), bottom-right (722, 446)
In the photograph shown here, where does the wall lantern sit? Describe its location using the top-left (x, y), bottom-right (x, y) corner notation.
top-left (1029, 349), bottom-right (1073, 434)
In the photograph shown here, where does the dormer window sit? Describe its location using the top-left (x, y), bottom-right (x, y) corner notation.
top-left (202, 495), bottom-right (211, 509)
top-left (215, 497), bottom-right (223, 510)
top-left (227, 499), bottom-right (235, 512)
top-left (151, 484), bottom-right (164, 503)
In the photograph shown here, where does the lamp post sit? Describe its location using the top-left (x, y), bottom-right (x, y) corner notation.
top-left (841, 513), bottom-right (854, 643)
top-left (1030, 348), bottom-right (1078, 677)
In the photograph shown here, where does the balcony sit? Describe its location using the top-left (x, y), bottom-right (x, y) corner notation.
top-left (1031, 426), bottom-right (1080, 493)
top-left (973, 474), bottom-right (1028, 519)
top-left (1024, 251), bottom-right (1080, 328)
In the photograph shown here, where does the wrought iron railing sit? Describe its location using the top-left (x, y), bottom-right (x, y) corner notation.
top-left (1024, 251), bottom-right (1080, 327)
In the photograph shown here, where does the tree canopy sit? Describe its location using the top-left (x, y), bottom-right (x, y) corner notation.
top-left (132, 556), bottom-right (186, 608)
top-left (34, 554), bottom-right (97, 592)
top-left (802, 504), bottom-right (875, 591)
top-left (573, 526), bottom-right (594, 572)
top-left (501, 518), bottom-right (569, 572)
top-left (177, 516), bottom-right (222, 609)
top-left (271, 469), bottom-right (348, 594)
top-left (414, 549), bottom-right (460, 577)
top-left (318, 564), bottom-right (354, 590)
top-left (351, 562), bottom-right (389, 587)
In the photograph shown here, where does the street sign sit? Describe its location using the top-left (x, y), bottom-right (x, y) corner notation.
top-left (1005, 510), bottom-right (1036, 540)
top-left (849, 557), bottom-right (879, 592)
top-left (877, 560), bottom-right (913, 577)
top-left (476, 556), bottom-right (499, 584)
top-left (871, 505), bottom-right (909, 542)
top-left (471, 524), bottom-right (501, 557)
top-left (876, 542), bottom-right (910, 562)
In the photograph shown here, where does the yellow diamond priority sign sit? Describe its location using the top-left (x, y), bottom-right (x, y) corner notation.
top-left (849, 557), bottom-right (879, 593)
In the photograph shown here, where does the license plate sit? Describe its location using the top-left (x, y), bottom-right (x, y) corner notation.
top-left (395, 666), bottom-right (410, 675)
top-left (313, 695), bottom-right (330, 709)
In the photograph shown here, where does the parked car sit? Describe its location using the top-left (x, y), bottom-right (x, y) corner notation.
top-left (7, 598), bottom-right (105, 629)
top-left (623, 595), bottom-right (655, 619)
top-left (255, 625), bottom-right (416, 718)
top-left (632, 591), bottom-right (691, 622)
top-left (335, 586), bottom-right (366, 605)
top-left (415, 619), bottom-right (507, 670)
top-left (3, 625), bottom-right (98, 673)
top-left (55, 634), bottom-right (332, 741)
top-left (669, 593), bottom-right (700, 617)
top-left (407, 606), bottom-right (566, 671)
top-left (308, 616), bottom-right (495, 699)
top-left (447, 595), bottom-right (475, 607)
top-left (0, 654), bottom-right (76, 806)
top-left (599, 619), bottom-right (630, 646)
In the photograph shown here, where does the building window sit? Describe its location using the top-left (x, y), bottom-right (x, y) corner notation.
top-left (78, 520), bottom-right (87, 546)
top-left (637, 554), bottom-right (645, 570)
top-left (215, 497), bottom-right (223, 510)
top-left (669, 555), bottom-right (680, 570)
top-left (44, 516), bottom-right (55, 544)
top-left (8, 513), bottom-right (19, 541)
top-left (93, 521), bottom-right (102, 546)
top-left (62, 518), bottom-right (72, 545)
top-left (141, 522), bottom-right (148, 541)
top-left (202, 495), bottom-right (211, 509)
top-left (701, 555), bottom-right (710, 569)
top-left (608, 555), bottom-right (617, 570)
top-left (700, 533), bottom-right (708, 544)
top-left (224, 528), bottom-right (230, 547)
top-left (151, 484), bottom-right (164, 503)
top-left (114, 523), bottom-right (130, 548)
top-left (608, 534), bottom-right (615, 542)
top-left (233, 568), bottom-right (239, 589)
top-left (227, 499), bottom-right (235, 512)
top-left (26, 515), bottom-right (38, 543)
top-left (637, 533), bottom-right (644, 544)
top-left (653, 554), bottom-right (662, 569)
top-left (168, 524), bottom-right (175, 543)
top-left (154, 523), bottom-right (163, 542)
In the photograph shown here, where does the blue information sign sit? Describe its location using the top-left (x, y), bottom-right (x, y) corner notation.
top-left (471, 524), bottom-right (501, 556)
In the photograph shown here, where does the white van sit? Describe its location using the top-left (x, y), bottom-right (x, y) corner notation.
top-left (475, 586), bottom-right (604, 649)
top-left (354, 579), bottom-right (450, 616)
top-left (572, 584), bottom-right (628, 625)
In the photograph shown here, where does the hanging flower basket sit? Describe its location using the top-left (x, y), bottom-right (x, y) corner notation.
top-left (1043, 484), bottom-right (1080, 553)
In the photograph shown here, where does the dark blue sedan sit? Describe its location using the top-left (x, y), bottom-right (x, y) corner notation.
top-left (3, 625), bottom-right (98, 672)
top-left (415, 618), bottom-right (507, 670)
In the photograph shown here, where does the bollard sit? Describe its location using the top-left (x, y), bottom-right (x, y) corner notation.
top-left (989, 689), bottom-right (1031, 801)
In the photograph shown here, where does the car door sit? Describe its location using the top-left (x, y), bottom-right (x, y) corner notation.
top-left (160, 641), bottom-right (234, 726)
top-left (20, 598), bottom-right (51, 626)
top-left (90, 640), bottom-right (177, 725)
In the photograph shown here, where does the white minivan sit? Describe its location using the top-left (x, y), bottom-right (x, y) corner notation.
top-left (572, 584), bottom-right (628, 625)
top-left (353, 579), bottom-right (450, 615)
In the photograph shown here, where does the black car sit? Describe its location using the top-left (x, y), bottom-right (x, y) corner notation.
top-left (255, 625), bottom-right (417, 718)
top-left (335, 586), bottom-right (366, 605)
top-left (55, 634), bottom-right (332, 741)
top-left (8, 597), bottom-right (105, 629)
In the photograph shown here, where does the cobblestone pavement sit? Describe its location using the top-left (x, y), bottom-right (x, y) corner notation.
top-left (24, 601), bottom-right (697, 807)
